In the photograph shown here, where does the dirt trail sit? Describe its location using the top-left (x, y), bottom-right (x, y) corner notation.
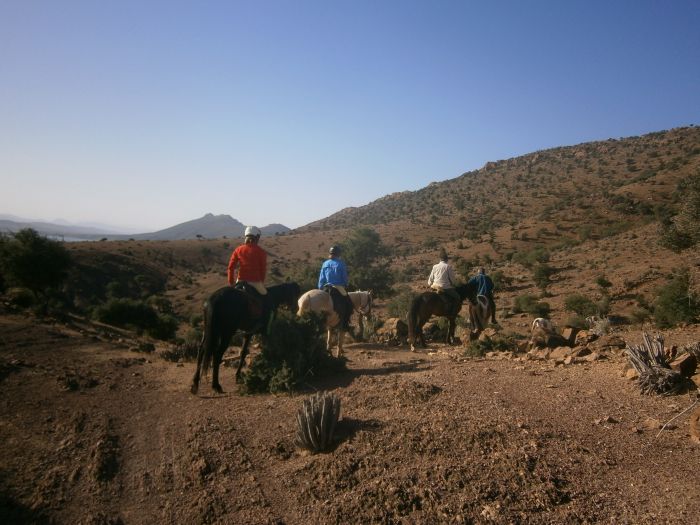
top-left (1, 314), bottom-right (699, 524)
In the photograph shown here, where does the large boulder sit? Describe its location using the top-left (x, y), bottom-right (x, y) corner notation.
top-left (375, 318), bottom-right (408, 345)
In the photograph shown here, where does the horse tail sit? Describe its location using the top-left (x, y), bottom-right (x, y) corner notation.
top-left (200, 296), bottom-right (217, 377)
top-left (407, 295), bottom-right (421, 345)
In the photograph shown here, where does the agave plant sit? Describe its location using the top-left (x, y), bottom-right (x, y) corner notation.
top-left (295, 392), bottom-right (341, 453)
top-left (626, 333), bottom-right (688, 396)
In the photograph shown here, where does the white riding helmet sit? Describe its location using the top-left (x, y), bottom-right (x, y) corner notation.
top-left (244, 225), bottom-right (261, 238)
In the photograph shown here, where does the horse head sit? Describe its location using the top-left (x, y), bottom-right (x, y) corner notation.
top-left (456, 281), bottom-right (478, 304)
top-left (352, 290), bottom-right (373, 319)
top-left (269, 282), bottom-right (302, 313)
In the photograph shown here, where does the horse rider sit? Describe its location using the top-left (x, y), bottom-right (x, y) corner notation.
top-left (428, 249), bottom-right (461, 314)
top-left (468, 267), bottom-right (497, 324)
top-left (227, 226), bottom-right (271, 331)
top-left (318, 245), bottom-right (354, 329)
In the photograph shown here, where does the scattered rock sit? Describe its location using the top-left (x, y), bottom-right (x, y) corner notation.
top-left (670, 353), bottom-right (697, 378)
top-left (375, 318), bottom-right (408, 345)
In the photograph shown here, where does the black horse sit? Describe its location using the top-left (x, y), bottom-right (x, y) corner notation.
top-left (407, 281), bottom-right (478, 351)
top-left (190, 282), bottom-right (301, 394)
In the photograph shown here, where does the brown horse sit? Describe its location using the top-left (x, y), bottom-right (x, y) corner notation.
top-left (407, 281), bottom-right (478, 351)
top-left (468, 294), bottom-right (493, 339)
top-left (190, 282), bottom-right (301, 394)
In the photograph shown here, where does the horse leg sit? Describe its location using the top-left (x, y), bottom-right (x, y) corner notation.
top-left (190, 336), bottom-right (206, 395)
top-left (326, 328), bottom-right (333, 353)
top-left (235, 334), bottom-right (252, 383)
top-left (446, 317), bottom-right (454, 345)
top-left (337, 328), bottom-right (344, 358)
top-left (212, 334), bottom-right (232, 394)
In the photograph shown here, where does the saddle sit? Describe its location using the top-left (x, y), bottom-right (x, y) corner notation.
top-left (234, 282), bottom-right (264, 318)
top-left (322, 285), bottom-right (352, 328)
top-left (434, 290), bottom-right (460, 316)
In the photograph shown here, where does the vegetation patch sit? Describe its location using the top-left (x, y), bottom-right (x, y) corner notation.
top-left (241, 312), bottom-right (346, 394)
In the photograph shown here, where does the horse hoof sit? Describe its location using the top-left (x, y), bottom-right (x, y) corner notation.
top-left (410, 345), bottom-right (416, 352)
top-left (190, 384), bottom-right (199, 395)
top-left (213, 385), bottom-right (224, 394)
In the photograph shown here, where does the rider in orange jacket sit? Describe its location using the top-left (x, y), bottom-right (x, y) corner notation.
top-left (227, 226), bottom-right (267, 295)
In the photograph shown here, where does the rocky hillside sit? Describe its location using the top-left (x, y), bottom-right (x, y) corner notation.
top-left (299, 126), bottom-right (699, 254)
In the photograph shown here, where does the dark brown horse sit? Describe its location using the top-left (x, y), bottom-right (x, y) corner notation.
top-left (190, 282), bottom-right (301, 394)
top-left (407, 281), bottom-right (478, 351)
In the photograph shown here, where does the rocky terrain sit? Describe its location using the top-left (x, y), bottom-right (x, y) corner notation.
top-left (1, 312), bottom-right (699, 524)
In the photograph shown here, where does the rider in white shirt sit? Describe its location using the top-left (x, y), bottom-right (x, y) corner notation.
top-left (428, 250), bottom-right (461, 311)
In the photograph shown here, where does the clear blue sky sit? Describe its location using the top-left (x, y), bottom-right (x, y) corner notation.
top-left (1, 1), bottom-right (698, 232)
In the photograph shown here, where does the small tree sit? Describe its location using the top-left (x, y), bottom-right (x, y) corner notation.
top-left (0, 229), bottom-right (71, 302)
top-left (564, 294), bottom-right (598, 317)
top-left (533, 263), bottom-right (555, 292)
top-left (342, 228), bottom-right (393, 296)
top-left (659, 173), bottom-right (700, 251)
top-left (653, 267), bottom-right (699, 328)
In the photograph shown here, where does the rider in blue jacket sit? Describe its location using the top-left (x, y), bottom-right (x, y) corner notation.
top-left (318, 245), bottom-right (353, 329)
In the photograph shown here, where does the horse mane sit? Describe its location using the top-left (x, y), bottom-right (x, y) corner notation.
top-left (456, 280), bottom-right (478, 302)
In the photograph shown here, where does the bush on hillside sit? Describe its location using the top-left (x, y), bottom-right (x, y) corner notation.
top-left (512, 247), bottom-right (550, 268)
top-left (0, 229), bottom-right (71, 303)
top-left (533, 263), bottom-right (555, 291)
top-left (564, 294), bottom-right (598, 317)
top-left (490, 270), bottom-right (513, 291)
top-left (386, 287), bottom-right (414, 320)
top-left (512, 294), bottom-right (550, 317)
top-left (342, 227), bottom-right (394, 297)
top-left (653, 268), bottom-right (699, 328)
top-left (241, 311), bottom-right (345, 394)
top-left (659, 173), bottom-right (700, 252)
top-left (94, 298), bottom-right (179, 340)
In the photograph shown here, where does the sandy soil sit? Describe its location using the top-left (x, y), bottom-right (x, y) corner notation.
top-left (1, 312), bottom-right (699, 524)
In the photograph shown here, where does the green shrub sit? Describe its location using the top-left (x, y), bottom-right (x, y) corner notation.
top-left (463, 332), bottom-right (520, 357)
top-left (386, 287), bottom-right (414, 319)
top-left (533, 263), bottom-right (555, 291)
top-left (564, 294), bottom-right (598, 317)
top-left (512, 247), bottom-right (550, 268)
top-left (653, 268), bottom-right (699, 328)
top-left (241, 311), bottom-right (345, 394)
top-left (512, 294), bottom-right (550, 317)
top-left (0, 229), bottom-right (71, 301)
top-left (490, 270), bottom-right (513, 291)
top-left (659, 173), bottom-right (700, 252)
top-left (94, 298), bottom-right (178, 340)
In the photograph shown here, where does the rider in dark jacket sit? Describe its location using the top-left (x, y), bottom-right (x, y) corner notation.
top-left (468, 268), bottom-right (497, 324)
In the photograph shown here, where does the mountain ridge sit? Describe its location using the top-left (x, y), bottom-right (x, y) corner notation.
top-left (0, 213), bottom-right (291, 241)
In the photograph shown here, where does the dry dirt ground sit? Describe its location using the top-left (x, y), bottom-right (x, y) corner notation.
top-left (1, 312), bottom-right (699, 525)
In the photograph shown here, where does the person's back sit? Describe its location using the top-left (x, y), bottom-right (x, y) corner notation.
top-left (318, 257), bottom-right (348, 290)
top-left (318, 245), bottom-right (353, 329)
top-left (469, 268), bottom-right (496, 323)
top-left (227, 226), bottom-right (271, 331)
top-left (428, 250), bottom-right (460, 313)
